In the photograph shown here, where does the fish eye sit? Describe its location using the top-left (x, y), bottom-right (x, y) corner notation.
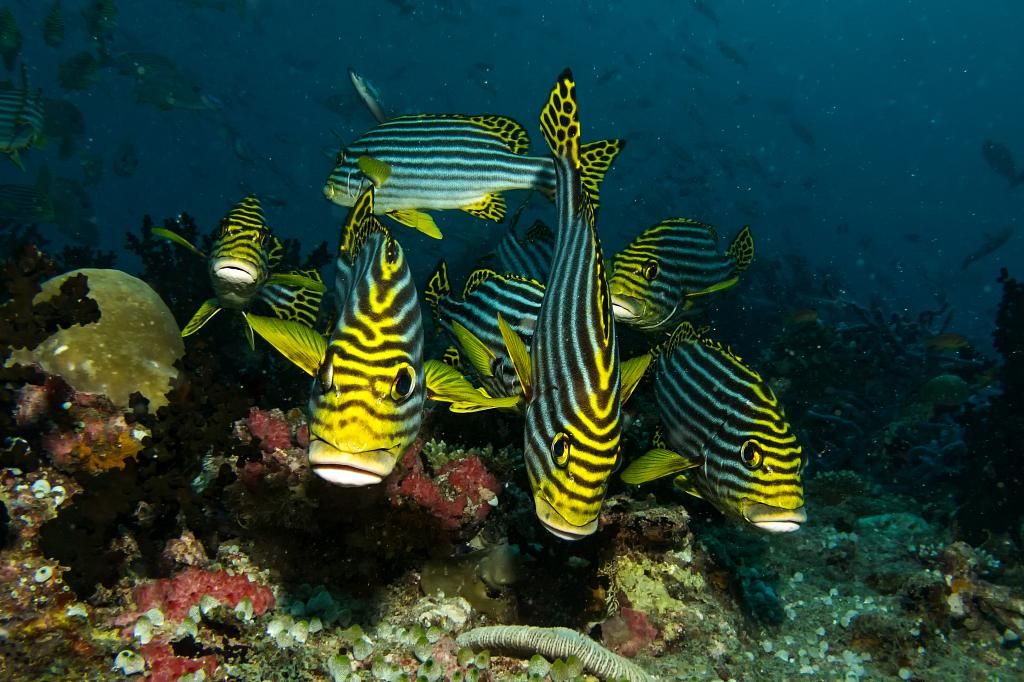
top-left (740, 440), bottom-right (763, 470)
top-left (390, 364), bottom-right (417, 402)
top-left (642, 259), bottom-right (659, 281)
top-left (317, 354), bottom-right (335, 394)
top-left (551, 432), bottom-right (572, 467)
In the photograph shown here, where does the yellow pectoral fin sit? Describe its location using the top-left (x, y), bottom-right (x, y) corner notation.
top-left (356, 155), bottom-right (392, 187)
top-left (182, 299), bottom-right (222, 337)
top-left (620, 448), bottom-right (701, 485)
top-left (266, 272), bottom-right (327, 292)
top-left (451, 321), bottom-right (496, 378)
top-left (461, 192), bottom-right (506, 222)
top-left (497, 313), bottom-right (532, 399)
top-left (423, 360), bottom-right (519, 412)
top-left (151, 227), bottom-right (206, 258)
top-left (385, 209), bottom-right (443, 239)
top-left (672, 474), bottom-right (705, 500)
top-left (244, 313), bottom-right (327, 376)
top-left (686, 276), bottom-right (740, 298)
top-left (619, 353), bottom-right (652, 404)
top-left (243, 319), bottom-right (256, 351)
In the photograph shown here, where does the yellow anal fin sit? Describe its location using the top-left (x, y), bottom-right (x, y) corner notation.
top-left (469, 115), bottom-right (530, 155)
top-left (620, 352), bottom-right (652, 404)
top-left (386, 209), bottom-right (442, 239)
top-left (182, 299), bottom-right (222, 337)
top-left (452, 321), bottom-right (497, 379)
top-left (462, 192), bottom-right (506, 223)
top-left (152, 227), bottom-right (206, 258)
top-left (356, 155), bottom-right (392, 188)
top-left (726, 225), bottom-right (755, 273)
top-left (424, 359), bottom-right (519, 413)
top-left (497, 312), bottom-right (532, 400)
top-left (672, 475), bottom-right (705, 500)
top-left (620, 448), bottom-right (701, 485)
top-left (244, 313), bottom-right (327, 376)
top-left (578, 138), bottom-right (625, 213)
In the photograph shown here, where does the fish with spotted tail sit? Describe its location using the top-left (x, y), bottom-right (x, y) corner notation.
top-left (323, 91), bottom-right (623, 239)
top-left (621, 322), bottom-right (806, 532)
top-left (246, 186), bottom-right (426, 486)
top-left (610, 218), bottom-right (754, 332)
top-left (152, 195), bottom-right (325, 348)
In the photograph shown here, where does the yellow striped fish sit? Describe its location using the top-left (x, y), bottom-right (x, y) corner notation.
top-left (424, 260), bottom-right (545, 404)
top-left (0, 66), bottom-right (45, 170)
top-left (323, 106), bottom-right (621, 239)
top-left (621, 322), bottom-right (806, 533)
top-left (610, 218), bottom-right (754, 332)
top-left (495, 70), bottom-right (625, 540)
top-left (247, 186), bottom-right (425, 486)
top-left (152, 195), bottom-right (325, 348)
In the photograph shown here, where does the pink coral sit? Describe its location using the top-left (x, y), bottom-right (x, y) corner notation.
top-left (245, 407), bottom-right (293, 453)
top-left (388, 445), bottom-right (500, 532)
top-left (35, 387), bottom-right (145, 474)
top-left (134, 568), bottom-right (275, 622)
top-left (602, 607), bottom-right (659, 657)
top-left (140, 641), bottom-right (218, 682)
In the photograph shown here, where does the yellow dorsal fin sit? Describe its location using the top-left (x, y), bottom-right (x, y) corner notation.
top-left (385, 209), bottom-right (442, 239)
top-left (462, 192), bottom-right (506, 222)
top-left (423, 260), bottom-right (451, 320)
top-left (356, 155), bottom-right (392, 188)
top-left (463, 268), bottom-right (498, 297)
top-left (540, 69), bottom-right (580, 162)
top-left (497, 312), bottom-right (532, 400)
top-left (451, 321), bottom-right (496, 378)
top-left (468, 114), bottom-right (530, 155)
top-left (726, 225), bottom-right (755, 273)
top-left (619, 353), bottom-right (652, 404)
top-left (423, 359), bottom-right (519, 413)
top-left (152, 226), bottom-right (206, 258)
top-left (244, 313), bottom-right (327, 376)
top-left (340, 186), bottom-right (381, 260)
top-left (620, 448), bottom-right (701, 485)
top-left (266, 234), bottom-right (284, 268)
top-left (181, 299), bottom-right (221, 336)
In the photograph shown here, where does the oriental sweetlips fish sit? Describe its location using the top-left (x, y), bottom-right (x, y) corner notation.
top-left (610, 218), bottom-right (754, 332)
top-left (621, 322), bottom-right (806, 532)
top-left (424, 260), bottom-right (545, 405)
top-left (497, 69), bottom-right (626, 540)
top-left (0, 65), bottom-right (45, 169)
top-left (479, 217), bottom-right (556, 284)
top-left (152, 195), bottom-right (325, 348)
top-left (247, 186), bottom-right (425, 486)
top-left (323, 97), bottom-right (623, 239)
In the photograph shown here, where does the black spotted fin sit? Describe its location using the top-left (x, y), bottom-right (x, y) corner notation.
top-left (461, 192), bottom-right (506, 222)
top-left (244, 313), bottom-right (328, 376)
top-left (467, 114), bottom-right (531, 155)
top-left (260, 269), bottom-right (326, 330)
top-left (441, 346), bottom-right (464, 372)
top-left (725, 225), bottom-right (754, 272)
top-left (463, 267), bottom-right (498, 298)
top-left (620, 447), bottom-right (702, 485)
top-left (423, 260), bottom-right (451, 322)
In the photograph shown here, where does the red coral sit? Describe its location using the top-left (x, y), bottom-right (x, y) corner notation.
top-left (245, 407), bottom-right (293, 453)
top-left (134, 568), bottom-right (275, 622)
top-left (35, 387), bottom-right (145, 474)
top-left (602, 607), bottom-right (659, 657)
top-left (141, 641), bottom-right (218, 682)
top-left (387, 446), bottom-right (499, 532)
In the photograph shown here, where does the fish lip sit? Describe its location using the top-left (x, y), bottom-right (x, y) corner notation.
top-left (611, 294), bottom-right (644, 322)
top-left (742, 501), bottom-right (807, 533)
top-left (533, 495), bottom-right (598, 541)
top-left (307, 439), bottom-right (398, 487)
top-left (211, 258), bottom-right (259, 286)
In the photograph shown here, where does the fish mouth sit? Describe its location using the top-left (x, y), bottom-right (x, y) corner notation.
top-left (533, 495), bottom-right (598, 541)
top-left (211, 258), bottom-right (259, 286)
top-left (307, 439), bottom-right (398, 487)
top-left (611, 294), bottom-right (645, 323)
top-left (742, 501), bottom-right (807, 533)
